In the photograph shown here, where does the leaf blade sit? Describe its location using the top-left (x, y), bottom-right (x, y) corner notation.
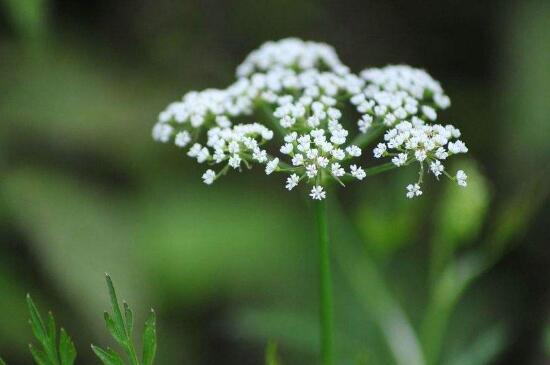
top-left (142, 309), bottom-right (157, 365)
top-left (59, 328), bottom-right (77, 365)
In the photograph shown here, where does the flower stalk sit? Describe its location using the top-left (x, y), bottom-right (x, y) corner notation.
top-left (315, 199), bottom-right (334, 365)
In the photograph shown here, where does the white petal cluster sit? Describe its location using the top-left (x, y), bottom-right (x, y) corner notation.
top-left (152, 38), bottom-right (469, 200)
top-left (236, 38), bottom-right (347, 77)
top-left (373, 119), bottom-right (469, 197)
top-left (351, 65), bottom-right (451, 134)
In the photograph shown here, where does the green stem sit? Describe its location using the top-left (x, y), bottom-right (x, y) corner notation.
top-left (314, 199), bottom-right (334, 365)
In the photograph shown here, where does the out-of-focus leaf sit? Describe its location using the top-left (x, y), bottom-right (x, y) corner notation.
top-left (430, 160), bottom-right (490, 282)
top-left (142, 310), bottom-right (157, 365)
top-left (485, 173), bottom-right (550, 259)
top-left (1, 167), bottom-right (148, 334)
top-left (353, 172), bottom-right (423, 258)
top-left (0, 356), bottom-right (7, 365)
top-left (135, 176), bottom-right (311, 303)
top-left (444, 324), bottom-right (507, 365)
top-left (544, 324), bottom-right (550, 355)
top-left (1, 0), bottom-right (47, 38)
top-left (333, 200), bottom-right (426, 365)
top-left (502, 0), bottom-right (550, 171)
top-left (265, 341), bottom-right (282, 365)
top-left (421, 253), bottom-right (486, 365)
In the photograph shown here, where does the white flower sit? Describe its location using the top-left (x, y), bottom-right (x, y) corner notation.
top-left (253, 148), bottom-right (268, 163)
top-left (350, 165), bottom-right (366, 180)
top-left (152, 123), bottom-right (173, 143)
top-left (373, 143), bottom-right (387, 158)
top-left (392, 153), bottom-right (408, 166)
top-left (229, 154), bottom-right (241, 169)
top-left (435, 147), bottom-right (448, 160)
top-left (317, 156), bottom-right (329, 168)
top-left (331, 148), bottom-right (345, 160)
top-left (331, 163), bottom-right (345, 177)
top-left (358, 114), bottom-right (373, 133)
top-left (456, 170), bottom-right (468, 187)
top-left (415, 149), bottom-right (427, 162)
top-left (197, 147), bottom-right (210, 163)
top-left (345, 145), bottom-right (362, 157)
top-left (280, 115), bottom-right (296, 128)
top-left (265, 158), bottom-right (279, 175)
top-left (406, 184), bottom-right (422, 198)
top-left (202, 169), bottom-right (216, 185)
top-left (448, 140), bottom-right (468, 154)
top-left (286, 174), bottom-right (300, 190)
top-left (306, 164), bottom-right (318, 178)
top-left (430, 160), bottom-right (444, 178)
top-left (422, 106), bottom-right (437, 121)
top-left (292, 153), bottom-right (304, 166)
top-left (280, 143), bottom-right (293, 154)
top-left (175, 131), bottom-right (191, 147)
top-left (310, 185), bottom-right (326, 200)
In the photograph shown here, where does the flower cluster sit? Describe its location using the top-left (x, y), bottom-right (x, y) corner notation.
top-left (351, 65), bottom-right (451, 134)
top-left (152, 38), bottom-right (469, 199)
top-left (373, 119), bottom-right (468, 198)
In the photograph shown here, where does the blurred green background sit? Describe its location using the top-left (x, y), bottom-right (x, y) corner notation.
top-left (1, 0), bottom-right (549, 364)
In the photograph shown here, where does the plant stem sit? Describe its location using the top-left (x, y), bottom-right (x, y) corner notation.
top-left (314, 199), bottom-right (334, 365)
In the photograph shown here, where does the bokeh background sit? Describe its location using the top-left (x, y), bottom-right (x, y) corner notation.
top-left (1, 0), bottom-right (549, 364)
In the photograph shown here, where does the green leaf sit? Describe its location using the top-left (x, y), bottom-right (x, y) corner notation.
top-left (28, 345), bottom-right (49, 365)
top-left (430, 160), bottom-right (490, 282)
top-left (105, 274), bottom-right (126, 337)
top-left (0, 356), bottom-right (8, 365)
top-left (91, 345), bottom-right (125, 365)
top-left (26, 295), bottom-right (47, 345)
top-left (27, 295), bottom-right (59, 365)
top-left (142, 309), bottom-right (157, 365)
top-left (124, 302), bottom-right (134, 337)
top-left (103, 312), bottom-right (125, 345)
top-left (46, 312), bottom-right (57, 351)
top-left (265, 341), bottom-right (282, 365)
top-left (444, 324), bottom-right (507, 365)
top-left (59, 328), bottom-right (77, 365)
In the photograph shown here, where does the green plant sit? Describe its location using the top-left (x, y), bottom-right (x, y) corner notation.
top-left (151, 38), bottom-right (471, 365)
top-left (0, 275), bottom-right (156, 365)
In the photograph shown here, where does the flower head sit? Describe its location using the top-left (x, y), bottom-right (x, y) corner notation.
top-left (152, 39), bottom-right (469, 200)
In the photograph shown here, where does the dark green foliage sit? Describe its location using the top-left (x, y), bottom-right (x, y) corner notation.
top-left (92, 274), bottom-right (157, 365)
top-left (26, 295), bottom-right (77, 365)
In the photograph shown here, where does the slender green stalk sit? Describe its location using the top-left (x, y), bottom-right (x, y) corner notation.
top-left (314, 199), bottom-right (334, 365)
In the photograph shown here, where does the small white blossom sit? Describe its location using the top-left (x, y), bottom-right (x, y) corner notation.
top-left (253, 148), bottom-right (268, 163)
top-left (310, 185), bottom-right (326, 200)
top-left (415, 149), bottom-right (427, 162)
top-left (152, 123), bottom-right (173, 143)
top-left (265, 158), bottom-right (279, 175)
top-left (175, 131), bottom-right (191, 147)
top-left (448, 140), bottom-right (468, 154)
top-left (306, 164), bottom-right (318, 178)
top-left (373, 143), bottom-right (387, 158)
top-left (280, 143), bottom-right (293, 154)
top-left (202, 169), bottom-right (216, 185)
top-left (345, 145), bottom-right (362, 157)
top-left (317, 156), bottom-right (329, 168)
top-left (456, 170), bottom-right (468, 187)
top-left (292, 153), bottom-right (304, 166)
top-left (286, 174), bottom-right (300, 190)
top-left (229, 154), bottom-right (241, 169)
top-left (430, 160), bottom-right (444, 178)
top-left (406, 184), bottom-right (422, 199)
top-left (392, 153), bottom-right (408, 166)
top-left (350, 165), bottom-right (366, 180)
top-left (331, 163), bottom-right (345, 177)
